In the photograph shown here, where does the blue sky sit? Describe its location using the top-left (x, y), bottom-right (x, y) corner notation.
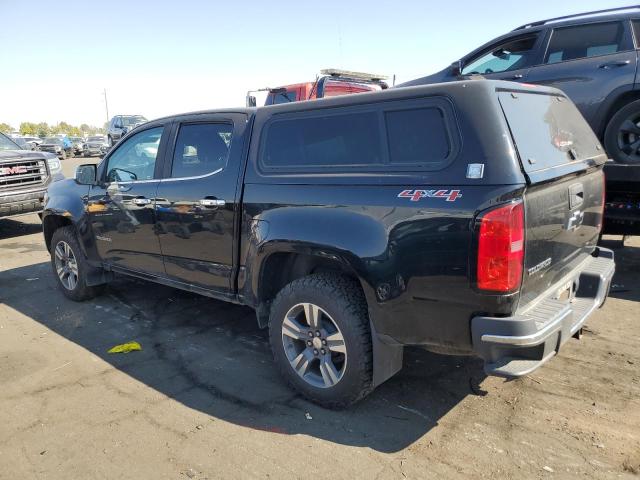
top-left (0, 0), bottom-right (631, 127)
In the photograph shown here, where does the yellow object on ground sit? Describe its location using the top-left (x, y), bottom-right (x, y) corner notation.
top-left (107, 341), bottom-right (142, 354)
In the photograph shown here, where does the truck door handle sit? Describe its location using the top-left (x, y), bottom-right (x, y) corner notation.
top-left (199, 198), bottom-right (225, 208)
top-left (509, 74), bottom-right (524, 80)
top-left (599, 60), bottom-right (630, 69)
top-left (132, 197), bottom-right (151, 205)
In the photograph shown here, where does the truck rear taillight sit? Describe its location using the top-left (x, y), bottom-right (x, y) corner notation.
top-left (477, 201), bottom-right (524, 292)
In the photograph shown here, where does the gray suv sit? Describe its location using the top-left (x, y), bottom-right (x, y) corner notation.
top-left (107, 115), bottom-right (147, 147)
top-left (402, 6), bottom-right (640, 165)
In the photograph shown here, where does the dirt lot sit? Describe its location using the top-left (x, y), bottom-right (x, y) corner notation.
top-left (1, 167), bottom-right (639, 479)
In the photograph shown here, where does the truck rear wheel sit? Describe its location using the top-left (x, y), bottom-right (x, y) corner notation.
top-left (604, 99), bottom-right (640, 165)
top-left (268, 273), bottom-right (373, 408)
top-left (50, 226), bottom-right (104, 301)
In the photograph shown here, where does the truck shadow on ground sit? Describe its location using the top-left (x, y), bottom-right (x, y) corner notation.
top-left (0, 218), bottom-right (42, 240)
top-left (2, 261), bottom-right (488, 453)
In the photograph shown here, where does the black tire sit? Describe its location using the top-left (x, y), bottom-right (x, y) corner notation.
top-left (50, 226), bottom-right (104, 301)
top-left (108, 135), bottom-right (113, 148)
top-left (604, 99), bottom-right (640, 165)
top-left (269, 273), bottom-right (373, 408)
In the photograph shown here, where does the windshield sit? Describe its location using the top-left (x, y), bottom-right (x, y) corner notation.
top-left (121, 116), bottom-right (147, 126)
top-left (0, 133), bottom-right (21, 151)
top-left (43, 137), bottom-right (62, 144)
top-left (88, 136), bottom-right (104, 142)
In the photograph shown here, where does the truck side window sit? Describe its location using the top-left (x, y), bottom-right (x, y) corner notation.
top-left (263, 110), bottom-right (381, 168)
top-left (545, 22), bottom-right (628, 64)
top-left (385, 108), bottom-right (450, 165)
top-left (106, 127), bottom-right (163, 182)
top-left (170, 123), bottom-right (233, 178)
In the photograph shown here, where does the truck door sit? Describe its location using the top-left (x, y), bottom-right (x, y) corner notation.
top-left (87, 125), bottom-right (168, 275)
top-left (154, 113), bottom-right (248, 294)
top-left (525, 20), bottom-right (636, 127)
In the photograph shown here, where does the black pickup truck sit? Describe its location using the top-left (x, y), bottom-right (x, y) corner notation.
top-left (42, 80), bottom-right (615, 407)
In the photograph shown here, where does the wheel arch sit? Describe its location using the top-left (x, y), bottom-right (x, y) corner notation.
top-left (249, 245), bottom-right (375, 328)
top-left (42, 213), bottom-right (75, 252)
top-left (596, 86), bottom-right (640, 138)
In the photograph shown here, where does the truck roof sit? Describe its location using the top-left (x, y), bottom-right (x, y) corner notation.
top-left (149, 80), bottom-right (564, 125)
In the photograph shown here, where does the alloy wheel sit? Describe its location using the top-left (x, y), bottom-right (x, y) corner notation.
top-left (617, 116), bottom-right (640, 163)
top-left (281, 303), bottom-right (347, 388)
top-left (54, 240), bottom-right (79, 290)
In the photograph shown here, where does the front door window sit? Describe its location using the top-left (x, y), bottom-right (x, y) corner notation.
top-left (462, 35), bottom-right (538, 75)
top-left (105, 127), bottom-right (163, 182)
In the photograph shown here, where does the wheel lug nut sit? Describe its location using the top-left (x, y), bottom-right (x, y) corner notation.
top-left (307, 340), bottom-right (312, 347)
top-left (321, 348), bottom-right (326, 355)
top-left (315, 330), bottom-right (321, 337)
top-left (308, 331), bottom-right (314, 337)
top-left (322, 339), bottom-right (327, 346)
top-left (313, 349), bottom-right (318, 355)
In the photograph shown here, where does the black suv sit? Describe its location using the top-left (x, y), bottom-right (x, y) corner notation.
top-left (403, 6), bottom-right (640, 166)
top-left (107, 115), bottom-right (148, 147)
top-left (43, 81), bottom-right (614, 407)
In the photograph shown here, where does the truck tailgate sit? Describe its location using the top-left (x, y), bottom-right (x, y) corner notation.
top-left (497, 88), bottom-right (607, 309)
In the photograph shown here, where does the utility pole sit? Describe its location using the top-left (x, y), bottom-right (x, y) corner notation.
top-left (103, 88), bottom-right (109, 123)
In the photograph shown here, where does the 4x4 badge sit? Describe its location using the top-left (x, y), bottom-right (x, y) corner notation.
top-left (398, 189), bottom-right (462, 202)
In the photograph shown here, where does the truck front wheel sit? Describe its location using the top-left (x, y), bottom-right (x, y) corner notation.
top-left (268, 273), bottom-right (373, 408)
top-left (50, 226), bottom-right (104, 301)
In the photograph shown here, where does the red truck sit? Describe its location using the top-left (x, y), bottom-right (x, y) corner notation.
top-left (246, 69), bottom-right (388, 106)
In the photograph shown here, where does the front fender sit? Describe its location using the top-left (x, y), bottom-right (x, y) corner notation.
top-left (42, 178), bottom-right (92, 255)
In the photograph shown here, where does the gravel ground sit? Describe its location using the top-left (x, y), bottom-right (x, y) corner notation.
top-left (1, 196), bottom-right (639, 479)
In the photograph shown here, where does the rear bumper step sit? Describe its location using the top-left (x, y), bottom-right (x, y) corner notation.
top-left (471, 247), bottom-right (615, 377)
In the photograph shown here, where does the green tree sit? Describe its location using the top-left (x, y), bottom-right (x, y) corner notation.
top-left (0, 123), bottom-right (13, 134)
top-left (57, 121), bottom-right (73, 134)
top-left (19, 122), bottom-right (38, 136)
top-left (36, 122), bottom-right (49, 138)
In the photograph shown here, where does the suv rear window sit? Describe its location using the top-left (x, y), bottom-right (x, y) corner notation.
top-left (545, 22), bottom-right (629, 64)
top-left (260, 98), bottom-right (456, 171)
top-left (498, 90), bottom-right (601, 173)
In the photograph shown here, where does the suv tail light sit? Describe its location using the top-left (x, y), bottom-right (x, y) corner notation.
top-left (477, 201), bottom-right (524, 292)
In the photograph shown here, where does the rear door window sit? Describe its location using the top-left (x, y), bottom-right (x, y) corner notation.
top-left (497, 90), bottom-right (602, 174)
top-left (545, 22), bottom-right (630, 63)
top-left (170, 123), bottom-right (233, 178)
top-left (260, 98), bottom-right (458, 172)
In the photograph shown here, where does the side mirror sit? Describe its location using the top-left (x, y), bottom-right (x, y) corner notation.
top-left (75, 164), bottom-right (97, 185)
top-left (450, 60), bottom-right (463, 76)
top-left (246, 95), bottom-right (257, 107)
